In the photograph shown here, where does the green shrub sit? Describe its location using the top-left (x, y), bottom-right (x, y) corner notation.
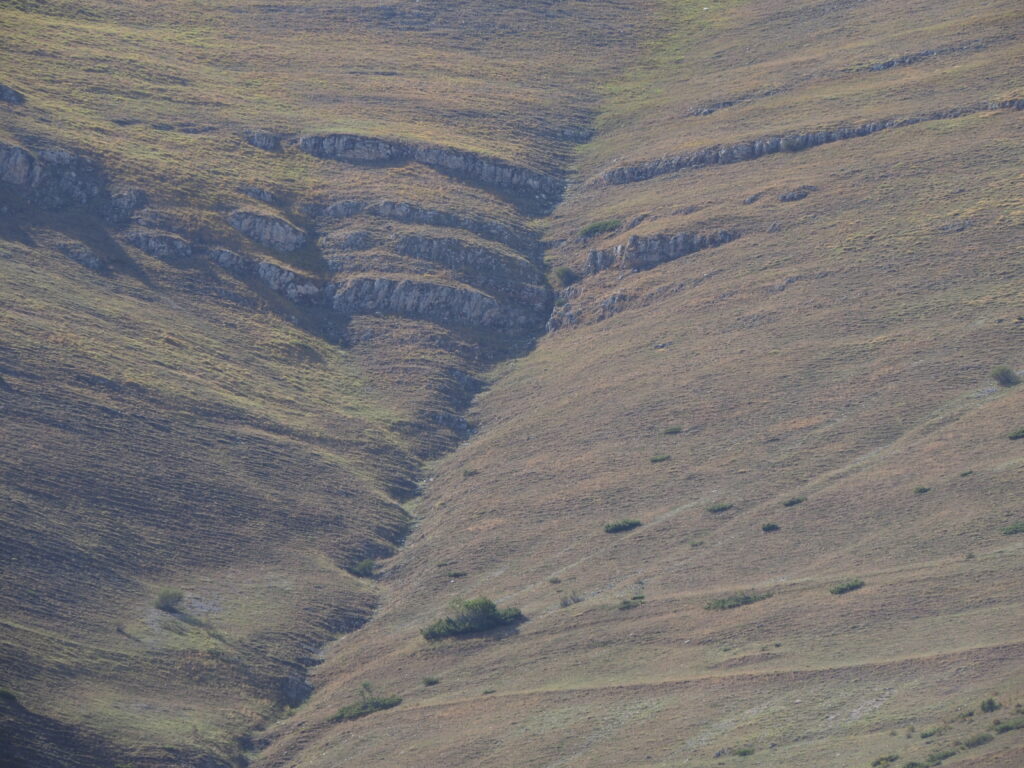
top-left (553, 265), bottom-right (579, 287)
top-left (604, 520), bottom-right (642, 533)
top-left (902, 762), bottom-right (924, 768)
top-left (980, 697), bottom-right (1001, 713)
top-left (559, 591), bottom-right (583, 608)
top-left (963, 732), bottom-right (993, 748)
top-left (991, 365), bottom-right (1021, 387)
top-left (761, 523), bottom-right (780, 533)
top-left (871, 755), bottom-right (900, 767)
top-left (619, 595), bottom-right (644, 610)
top-left (422, 676), bottom-right (440, 687)
top-left (1002, 521), bottom-right (1024, 535)
top-left (919, 726), bottom-right (943, 739)
top-left (331, 683), bottom-right (402, 722)
top-left (830, 578), bottom-right (865, 595)
top-left (733, 746), bottom-right (755, 756)
top-left (924, 749), bottom-right (956, 765)
top-left (155, 588), bottom-right (184, 612)
top-left (707, 503), bottom-right (733, 514)
top-left (782, 496), bottom-right (805, 507)
top-left (580, 219), bottom-right (621, 238)
top-left (650, 454), bottom-right (670, 463)
top-left (1009, 428), bottom-right (1024, 440)
top-left (663, 426), bottom-right (683, 435)
top-left (446, 571), bottom-right (467, 579)
top-left (421, 597), bottom-right (524, 641)
top-left (913, 486), bottom-right (931, 494)
top-left (705, 591), bottom-right (772, 610)
top-left (347, 559), bottom-right (377, 578)
top-left (993, 716), bottom-right (1024, 733)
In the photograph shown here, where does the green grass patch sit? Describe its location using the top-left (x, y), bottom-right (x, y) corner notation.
top-left (331, 684), bottom-right (402, 722)
top-left (346, 558), bottom-right (377, 578)
top-left (421, 597), bottom-right (524, 641)
top-left (155, 588), bottom-right (184, 612)
top-left (663, 426), bottom-right (682, 434)
top-left (650, 454), bottom-right (670, 463)
top-left (618, 595), bottom-right (645, 610)
top-left (604, 519), bottom-right (642, 533)
top-left (706, 503), bottom-right (733, 514)
top-left (871, 756), bottom-right (900, 767)
top-left (1008, 428), bottom-right (1024, 440)
top-left (1002, 521), bottom-right (1024, 535)
top-left (991, 365), bottom-right (1020, 387)
top-left (830, 578), bottom-right (865, 595)
top-left (923, 748), bottom-right (956, 765)
top-left (963, 732), bottom-right (993, 748)
top-left (993, 716), bottom-right (1024, 733)
top-left (705, 591), bottom-right (772, 610)
top-left (552, 265), bottom-right (579, 287)
top-left (733, 746), bottom-right (755, 756)
top-left (580, 219), bottom-right (622, 238)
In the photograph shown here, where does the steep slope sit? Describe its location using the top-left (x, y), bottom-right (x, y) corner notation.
top-left (252, 1), bottom-right (1024, 768)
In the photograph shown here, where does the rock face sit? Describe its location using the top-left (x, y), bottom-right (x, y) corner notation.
top-left (327, 277), bottom-right (536, 330)
top-left (299, 133), bottom-right (564, 211)
top-left (57, 242), bottom-right (107, 272)
top-left (0, 143), bottom-right (107, 209)
top-left (125, 230), bottom-right (192, 261)
top-left (779, 185), bottom-right (816, 202)
top-left (227, 210), bottom-right (308, 252)
top-left (103, 187), bottom-right (148, 225)
top-left (601, 100), bottom-right (1024, 185)
top-left (244, 131), bottom-right (283, 151)
top-left (207, 248), bottom-right (322, 304)
top-left (586, 229), bottom-right (739, 274)
top-left (0, 84), bottom-right (25, 104)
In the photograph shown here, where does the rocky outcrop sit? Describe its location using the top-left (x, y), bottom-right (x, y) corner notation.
top-left (238, 185), bottom-right (279, 204)
top-left (318, 199), bottom-right (540, 257)
top-left (57, 242), bottom-right (107, 272)
top-left (0, 143), bottom-right (107, 209)
top-left (207, 248), bottom-right (322, 304)
top-left (227, 210), bottom-right (307, 252)
top-left (586, 229), bottom-right (739, 274)
top-left (244, 131), bottom-right (283, 151)
top-left (600, 100), bottom-right (1024, 185)
top-left (299, 133), bottom-right (563, 211)
top-left (124, 230), bottom-right (192, 261)
top-left (103, 187), bottom-right (148, 225)
top-left (779, 185), bottom-right (816, 202)
top-left (0, 84), bottom-right (25, 104)
top-left (326, 277), bottom-right (536, 330)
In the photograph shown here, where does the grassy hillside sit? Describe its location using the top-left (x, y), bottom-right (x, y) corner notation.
top-left (1, 0), bottom-right (1022, 767)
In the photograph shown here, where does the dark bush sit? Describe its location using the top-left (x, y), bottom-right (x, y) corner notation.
top-left (1002, 521), bottom-right (1024, 535)
top-left (347, 559), bottom-right (377, 578)
top-left (924, 749), bottom-right (956, 765)
top-left (553, 265), bottom-right (579, 287)
top-left (980, 697), bottom-right (1001, 713)
top-left (830, 578), bottom-right (865, 595)
top-left (663, 426), bottom-right (683, 435)
top-left (963, 732), bottom-right (993, 748)
top-left (604, 520), bottom-right (642, 533)
top-left (733, 746), bottom-right (755, 756)
top-left (1009, 428), bottom-right (1024, 440)
top-left (761, 523), bottom-right (780, 533)
top-left (782, 496), bottom-right (805, 507)
top-left (618, 595), bottom-right (644, 610)
top-left (871, 755), bottom-right (900, 767)
top-left (650, 454), bottom-right (670, 463)
top-left (705, 591), bottom-right (772, 610)
top-left (559, 591), bottom-right (584, 608)
top-left (421, 597), bottom-right (524, 641)
top-left (580, 219), bottom-right (622, 238)
top-left (707, 503), bottom-right (733, 514)
top-left (991, 365), bottom-right (1021, 387)
top-left (422, 676), bottom-right (440, 687)
top-left (993, 716), bottom-right (1024, 733)
top-left (155, 588), bottom-right (184, 612)
top-left (331, 683), bottom-right (402, 722)
top-left (913, 486), bottom-right (931, 494)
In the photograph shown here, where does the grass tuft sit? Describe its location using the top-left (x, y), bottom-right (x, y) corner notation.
top-left (706, 503), bottom-right (733, 514)
top-left (580, 219), bottom-right (622, 238)
top-left (604, 519), bottom-right (642, 533)
top-left (1001, 521), bottom-right (1024, 536)
top-left (421, 597), bottom-right (524, 641)
top-left (991, 365), bottom-right (1020, 387)
top-left (829, 578), bottom-right (865, 595)
top-left (782, 496), bottom-right (805, 507)
top-left (705, 591), bottom-right (772, 610)
top-left (331, 683), bottom-right (402, 722)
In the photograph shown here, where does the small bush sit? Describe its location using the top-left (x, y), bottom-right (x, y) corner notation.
top-left (733, 746), bottom-right (755, 756)
top-left (761, 523), bottom-right (780, 533)
top-left (782, 496), bottom-right (805, 507)
top-left (447, 571), bottom-right (467, 579)
top-left (993, 716), bottom-right (1024, 733)
top-left (914, 486), bottom-right (931, 494)
top-left (924, 749), bottom-right (956, 765)
top-left (963, 732), bottom-right (993, 748)
top-left (830, 578), bottom-right (865, 595)
top-left (604, 520), bottom-right (642, 533)
top-left (347, 559), bottom-right (377, 578)
top-left (548, 577), bottom-right (562, 584)
top-left (991, 365), bottom-right (1021, 387)
top-left (482, 689), bottom-right (496, 695)
top-left (559, 591), bottom-right (584, 608)
top-left (920, 726), bottom-right (943, 739)
top-left (1009, 428), bottom-right (1024, 440)
top-left (422, 676), bottom-right (440, 687)
top-left (707, 503), bottom-right (733, 514)
top-left (421, 597), bottom-right (524, 641)
top-left (553, 265), bottom-right (579, 287)
top-left (155, 588), bottom-right (184, 612)
top-left (650, 454), bottom-right (670, 463)
top-left (1002, 521), bottom-right (1024, 535)
top-left (902, 762), bottom-right (924, 768)
top-left (580, 219), bottom-right (621, 238)
top-left (705, 591), bottom-right (772, 610)
top-left (663, 426), bottom-right (683, 435)
top-left (980, 697), bottom-right (1001, 713)
top-left (619, 595), bottom-right (645, 610)
top-left (331, 684), bottom-right (402, 722)
top-left (871, 756), bottom-right (900, 767)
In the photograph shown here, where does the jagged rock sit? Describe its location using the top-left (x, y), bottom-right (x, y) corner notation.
top-left (125, 230), bottom-right (191, 261)
top-left (327, 277), bottom-right (535, 329)
top-left (322, 230), bottom-right (374, 252)
top-left (104, 187), bottom-right (148, 225)
top-left (586, 229), bottom-right (739, 274)
top-left (227, 210), bottom-right (307, 252)
top-left (779, 185), bottom-right (816, 202)
top-left (244, 131), bottom-right (283, 151)
top-left (300, 133), bottom-right (563, 211)
top-left (0, 143), bottom-right (107, 209)
top-left (206, 247), bottom-right (321, 303)
top-left (0, 84), bottom-right (25, 104)
top-left (57, 242), bottom-right (107, 272)
top-left (277, 676), bottom-right (313, 707)
top-left (601, 99), bottom-right (1024, 185)
top-left (238, 185), bottom-right (279, 204)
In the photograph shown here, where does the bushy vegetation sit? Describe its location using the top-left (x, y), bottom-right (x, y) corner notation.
top-left (580, 219), bottom-right (622, 238)
top-left (705, 591), bottom-right (772, 610)
top-left (347, 558), bottom-right (377, 578)
top-left (421, 597), bottom-right (524, 641)
top-left (650, 454), bottom-right (670, 463)
top-left (0, 689), bottom-right (17, 704)
top-left (993, 716), bottom-right (1024, 733)
top-left (559, 591), bottom-right (584, 607)
top-left (761, 523), bottom-right (780, 532)
top-left (422, 676), bottom-right (440, 687)
top-left (913, 486), bottom-right (931, 494)
top-left (980, 697), bottom-right (1001, 713)
top-left (618, 595), bottom-right (645, 610)
top-left (830, 578), bottom-right (865, 595)
top-left (923, 748), bottom-right (956, 765)
top-left (733, 746), bottom-right (755, 756)
top-left (782, 496), bottom-right (805, 507)
top-left (871, 755), bottom-right (899, 767)
top-left (604, 519), bottom-right (642, 533)
top-left (1008, 428), bottom-right (1024, 440)
top-left (155, 588), bottom-right (184, 612)
top-left (663, 426), bottom-right (682, 435)
top-left (553, 265), bottom-right (579, 287)
top-left (962, 732), bottom-right (993, 748)
top-left (1001, 521), bottom-right (1024, 535)
top-left (331, 683), bottom-right (402, 722)
top-left (706, 503), bottom-right (733, 514)
top-left (991, 365), bottom-right (1020, 387)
